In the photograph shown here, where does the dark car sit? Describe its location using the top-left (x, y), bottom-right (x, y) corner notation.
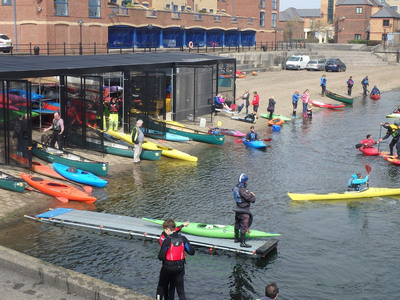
top-left (325, 59), bottom-right (346, 72)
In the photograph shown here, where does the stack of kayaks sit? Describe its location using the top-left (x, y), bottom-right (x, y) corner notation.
top-left (21, 173), bottom-right (96, 203)
top-left (0, 170), bottom-right (26, 193)
top-left (32, 142), bottom-right (109, 176)
top-left (10, 153), bottom-right (64, 180)
top-left (242, 139), bottom-right (267, 149)
top-left (142, 218), bottom-right (280, 239)
top-left (311, 100), bottom-right (345, 109)
top-left (52, 163), bottom-right (107, 188)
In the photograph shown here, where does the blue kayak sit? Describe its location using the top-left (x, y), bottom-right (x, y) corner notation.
top-left (52, 163), bottom-right (107, 188)
top-left (145, 129), bottom-right (191, 142)
top-left (242, 139), bottom-right (267, 149)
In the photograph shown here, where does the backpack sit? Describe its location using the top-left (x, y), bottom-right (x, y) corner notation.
top-left (233, 185), bottom-right (242, 204)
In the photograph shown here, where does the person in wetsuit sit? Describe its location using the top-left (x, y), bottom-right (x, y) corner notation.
top-left (157, 219), bottom-right (195, 300)
top-left (246, 126), bottom-right (259, 141)
top-left (379, 122), bottom-right (400, 157)
top-left (347, 173), bottom-right (369, 191)
top-left (233, 173), bottom-right (256, 248)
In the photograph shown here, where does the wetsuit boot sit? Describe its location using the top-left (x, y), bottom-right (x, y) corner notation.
top-left (234, 228), bottom-right (240, 243)
top-left (240, 237), bottom-right (251, 248)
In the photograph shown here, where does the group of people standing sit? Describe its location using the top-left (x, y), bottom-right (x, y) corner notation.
top-left (236, 90), bottom-right (260, 118)
top-left (291, 89), bottom-right (312, 118)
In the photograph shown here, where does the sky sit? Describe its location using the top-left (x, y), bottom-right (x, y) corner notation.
top-left (280, 0), bottom-right (321, 11)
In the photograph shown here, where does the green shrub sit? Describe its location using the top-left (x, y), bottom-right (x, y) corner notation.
top-left (348, 39), bottom-right (368, 44)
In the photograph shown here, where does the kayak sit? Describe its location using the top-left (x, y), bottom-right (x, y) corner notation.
top-left (326, 90), bottom-right (353, 104)
top-left (52, 163), bottom-right (107, 188)
top-left (288, 187), bottom-right (400, 201)
top-left (243, 139), bottom-right (267, 149)
top-left (268, 118), bottom-right (285, 126)
top-left (21, 173), bottom-right (96, 203)
top-left (260, 113), bottom-right (291, 121)
top-left (10, 153), bottom-right (65, 180)
top-left (381, 151), bottom-right (400, 165)
top-left (370, 94), bottom-right (380, 100)
top-left (386, 113), bottom-right (400, 118)
top-left (144, 129), bottom-right (190, 142)
top-left (208, 127), bottom-right (246, 137)
top-left (311, 100), bottom-right (345, 109)
top-left (359, 147), bottom-right (379, 156)
top-left (142, 218), bottom-right (280, 239)
top-left (0, 170), bottom-right (26, 193)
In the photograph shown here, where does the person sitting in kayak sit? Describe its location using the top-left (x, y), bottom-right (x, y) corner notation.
top-left (360, 134), bottom-right (379, 148)
top-left (347, 173), bottom-right (369, 191)
top-left (379, 122), bottom-right (400, 157)
top-left (371, 85), bottom-right (381, 95)
top-left (246, 126), bottom-right (259, 141)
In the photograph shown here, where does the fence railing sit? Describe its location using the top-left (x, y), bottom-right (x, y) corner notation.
top-left (3, 41), bottom-right (306, 56)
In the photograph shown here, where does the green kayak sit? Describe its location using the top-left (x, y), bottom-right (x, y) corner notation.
top-left (142, 218), bottom-right (280, 239)
top-left (260, 113), bottom-right (291, 121)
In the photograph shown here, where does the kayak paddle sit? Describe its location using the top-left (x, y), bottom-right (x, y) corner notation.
top-left (365, 164), bottom-right (371, 188)
top-left (355, 143), bottom-right (363, 148)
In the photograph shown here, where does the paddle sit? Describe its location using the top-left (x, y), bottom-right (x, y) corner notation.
top-left (355, 143), bottom-right (363, 149)
top-left (264, 138), bottom-right (272, 142)
top-left (365, 164), bottom-right (371, 188)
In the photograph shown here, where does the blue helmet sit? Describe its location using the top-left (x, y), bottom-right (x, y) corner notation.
top-left (238, 173), bottom-right (248, 184)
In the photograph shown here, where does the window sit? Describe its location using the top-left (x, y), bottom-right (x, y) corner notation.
top-left (260, 0), bottom-right (265, 9)
top-left (89, 0), bottom-right (100, 18)
top-left (272, 0), bottom-right (277, 10)
top-left (173, 5), bottom-right (178, 12)
top-left (355, 34), bottom-right (361, 40)
top-left (54, 0), bottom-right (68, 16)
top-left (2, 0), bottom-right (11, 5)
top-left (383, 19), bottom-right (390, 26)
top-left (272, 12), bottom-right (276, 28)
top-left (356, 7), bottom-right (363, 14)
top-left (142, 2), bottom-right (149, 8)
top-left (210, 9), bottom-right (213, 13)
top-left (181, 5), bottom-right (185, 11)
top-left (260, 11), bottom-right (265, 27)
top-left (166, 4), bottom-right (170, 9)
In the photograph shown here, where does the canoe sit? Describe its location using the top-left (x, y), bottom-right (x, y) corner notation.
top-left (359, 147), bottom-right (379, 156)
top-left (326, 90), bottom-right (353, 104)
top-left (163, 125), bottom-right (225, 145)
top-left (70, 134), bottom-right (161, 161)
top-left (106, 130), bottom-right (198, 162)
top-left (32, 142), bottom-right (109, 176)
top-left (268, 118), bottom-right (285, 126)
top-left (260, 113), bottom-right (291, 121)
top-left (311, 100), bottom-right (345, 109)
top-left (21, 173), bottom-right (96, 203)
top-left (52, 163), bottom-right (107, 188)
top-left (288, 187), bottom-right (400, 201)
top-left (370, 94), bottom-right (380, 100)
top-left (208, 127), bottom-right (246, 137)
top-left (144, 129), bottom-right (191, 142)
top-left (9, 153), bottom-right (65, 180)
top-left (0, 170), bottom-right (26, 193)
top-left (386, 113), bottom-right (400, 118)
top-left (142, 218), bottom-right (280, 239)
top-left (243, 139), bottom-right (267, 149)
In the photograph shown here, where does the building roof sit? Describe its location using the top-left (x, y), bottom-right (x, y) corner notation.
top-left (371, 5), bottom-right (400, 18)
top-left (336, 0), bottom-right (375, 6)
top-left (296, 9), bottom-right (321, 18)
top-left (279, 7), bottom-right (305, 22)
top-left (0, 52), bottom-right (235, 79)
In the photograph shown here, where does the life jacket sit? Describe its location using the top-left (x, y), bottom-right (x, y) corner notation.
top-left (166, 235), bottom-right (185, 261)
top-left (348, 174), bottom-right (361, 190)
top-left (388, 125), bottom-right (399, 137)
top-left (131, 126), bottom-right (139, 143)
top-left (233, 185), bottom-right (242, 204)
top-left (53, 118), bottom-right (61, 131)
top-left (109, 102), bottom-right (118, 113)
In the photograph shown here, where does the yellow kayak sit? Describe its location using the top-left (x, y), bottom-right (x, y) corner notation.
top-left (106, 130), bottom-right (198, 162)
top-left (288, 187), bottom-right (400, 201)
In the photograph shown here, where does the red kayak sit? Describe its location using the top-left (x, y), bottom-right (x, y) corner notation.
top-left (21, 173), bottom-right (96, 203)
top-left (380, 151), bottom-right (400, 165)
top-left (370, 94), bottom-right (380, 100)
top-left (359, 147), bottom-right (379, 156)
top-left (311, 100), bottom-right (345, 109)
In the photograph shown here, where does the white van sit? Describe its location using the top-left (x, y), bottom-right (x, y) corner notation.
top-left (0, 34), bottom-right (12, 53)
top-left (285, 55), bottom-right (310, 70)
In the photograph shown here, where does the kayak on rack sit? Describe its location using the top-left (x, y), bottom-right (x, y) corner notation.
top-left (144, 128), bottom-right (191, 142)
top-left (288, 187), bottom-right (400, 201)
top-left (21, 173), bottom-right (96, 203)
top-left (52, 163), bottom-right (107, 188)
top-left (208, 127), bottom-right (246, 137)
top-left (142, 217), bottom-right (280, 239)
top-left (242, 139), bottom-right (267, 149)
top-left (311, 100), bottom-right (345, 109)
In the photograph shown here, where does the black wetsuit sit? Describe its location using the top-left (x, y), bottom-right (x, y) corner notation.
top-left (382, 125), bottom-right (400, 156)
top-left (234, 184), bottom-right (256, 241)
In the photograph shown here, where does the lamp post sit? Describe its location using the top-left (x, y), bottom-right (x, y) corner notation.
top-left (237, 27), bottom-right (241, 52)
top-left (383, 28), bottom-right (387, 50)
top-left (78, 20), bottom-right (84, 55)
top-left (180, 25), bottom-right (185, 51)
top-left (148, 24), bottom-right (153, 52)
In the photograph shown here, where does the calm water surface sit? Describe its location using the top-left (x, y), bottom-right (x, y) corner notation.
top-left (1, 91), bottom-right (400, 299)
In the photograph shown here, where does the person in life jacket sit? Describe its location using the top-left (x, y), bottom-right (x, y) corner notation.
top-left (233, 173), bottom-right (256, 248)
top-left (245, 126), bottom-right (259, 142)
top-left (379, 122), bottom-right (400, 157)
top-left (43, 112), bottom-right (64, 151)
top-left (360, 134), bottom-right (379, 148)
top-left (347, 76), bottom-right (354, 96)
top-left (157, 219), bottom-right (195, 300)
top-left (347, 173), bottom-right (369, 191)
top-left (108, 97), bottom-right (119, 131)
top-left (320, 74), bottom-right (327, 96)
top-left (361, 76), bottom-right (369, 96)
top-left (371, 85), bottom-right (381, 95)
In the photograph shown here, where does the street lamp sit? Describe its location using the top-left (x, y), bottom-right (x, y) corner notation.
top-left (180, 25), bottom-right (185, 51)
top-left (237, 27), bottom-right (241, 52)
top-left (148, 24), bottom-right (153, 52)
top-left (78, 20), bottom-right (84, 55)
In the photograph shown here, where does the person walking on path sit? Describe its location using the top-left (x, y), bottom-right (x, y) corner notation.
top-left (157, 218), bottom-right (195, 300)
top-left (237, 90), bottom-right (250, 114)
top-left (267, 96), bottom-right (276, 120)
top-left (233, 173), bottom-right (256, 248)
top-left (361, 76), bottom-right (369, 96)
top-left (131, 119), bottom-right (144, 163)
top-left (43, 112), bottom-right (64, 151)
top-left (320, 74), bottom-right (327, 96)
top-left (347, 76), bottom-right (354, 96)
top-left (301, 89), bottom-right (310, 117)
top-left (291, 90), bottom-right (301, 118)
top-left (252, 91), bottom-right (260, 119)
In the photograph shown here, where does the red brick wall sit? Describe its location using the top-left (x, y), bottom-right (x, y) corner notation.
top-left (335, 5), bottom-right (372, 43)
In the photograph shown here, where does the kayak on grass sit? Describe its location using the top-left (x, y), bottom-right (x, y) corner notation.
top-left (52, 163), bottom-right (107, 188)
top-left (242, 139), bottom-right (267, 149)
top-left (142, 217), bottom-right (280, 239)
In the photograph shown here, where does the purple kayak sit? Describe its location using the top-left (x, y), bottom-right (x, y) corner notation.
top-left (208, 127), bottom-right (246, 137)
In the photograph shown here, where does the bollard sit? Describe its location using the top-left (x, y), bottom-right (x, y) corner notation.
top-left (34, 46), bottom-right (40, 55)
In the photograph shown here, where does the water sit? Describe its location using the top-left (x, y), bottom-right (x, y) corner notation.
top-left (1, 92), bottom-right (400, 299)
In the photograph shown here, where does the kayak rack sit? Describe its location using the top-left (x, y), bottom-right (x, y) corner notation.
top-left (25, 208), bottom-right (278, 257)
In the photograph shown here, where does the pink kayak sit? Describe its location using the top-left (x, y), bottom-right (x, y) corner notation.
top-left (311, 100), bottom-right (345, 109)
top-left (208, 127), bottom-right (246, 137)
top-left (359, 147), bottom-right (379, 156)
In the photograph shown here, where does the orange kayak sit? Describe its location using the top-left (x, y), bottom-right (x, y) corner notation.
top-left (10, 153), bottom-right (64, 180)
top-left (21, 173), bottom-right (96, 203)
top-left (268, 118), bottom-right (285, 126)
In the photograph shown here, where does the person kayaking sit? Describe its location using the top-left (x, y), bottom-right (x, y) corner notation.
top-left (347, 173), bottom-right (369, 191)
top-left (320, 74), bottom-right (327, 96)
top-left (361, 76), bottom-right (369, 96)
top-left (371, 85), bottom-right (381, 95)
top-left (360, 134), bottom-right (379, 148)
top-left (233, 173), bottom-right (256, 248)
top-left (291, 90), bottom-right (301, 118)
top-left (379, 122), bottom-right (400, 157)
top-left (246, 126), bottom-right (259, 141)
top-left (346, 76), bottom-right (354, 96)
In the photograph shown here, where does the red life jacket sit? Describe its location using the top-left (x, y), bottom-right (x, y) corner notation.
top-left (109, 102), bottom-right (118, 112)
top-left (166, 235), bottom-right (185, 261)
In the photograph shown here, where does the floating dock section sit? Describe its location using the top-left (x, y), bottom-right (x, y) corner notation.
top-left (26, 208), bottom-right (278, 257)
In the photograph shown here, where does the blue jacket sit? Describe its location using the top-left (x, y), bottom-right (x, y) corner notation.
top-left (292, 93), bottom-right (301, 103)
top-left (371, 87), bottom-right (380, 95)
top-left (361, 78), bottom-right (369, 86)
top-left (320, 77), bottom-right (327, 87)
top-left (348, 174), bottom-right (369, 190)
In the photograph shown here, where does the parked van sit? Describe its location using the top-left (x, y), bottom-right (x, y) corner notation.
top-left (285, 55), bottom-right (310, 70)
top-left (0, 34), bottom-right (12, 53)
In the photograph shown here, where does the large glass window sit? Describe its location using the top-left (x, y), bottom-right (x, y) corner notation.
top-left (89, 0), bottom-right (101, 18)
top-left (2, 0), bottom-right (11, 5)
top-left (272, 13), bottom-right (276, 28)
top-left (328, 0), bottom-right (334, 23)
top-left (260, 11), bottom-right (265, 27)
top-left (54, 0), bottom-right (69, 16)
